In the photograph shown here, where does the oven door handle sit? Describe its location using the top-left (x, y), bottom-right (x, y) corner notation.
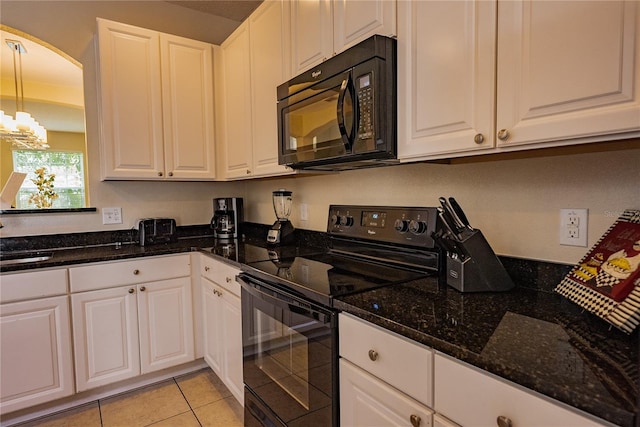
top-left (237, 273), bottom-right (334, 325)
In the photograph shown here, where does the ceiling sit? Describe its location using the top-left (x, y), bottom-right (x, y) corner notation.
top-left (166, 0), bottom-right (263, 22)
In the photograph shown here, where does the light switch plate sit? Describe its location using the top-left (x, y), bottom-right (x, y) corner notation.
top-left (102, 207), bottom-right (122, 225)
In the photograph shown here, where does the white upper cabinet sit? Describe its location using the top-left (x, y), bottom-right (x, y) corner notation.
top-left (398, 0), bottom-right (640, 161)
top-left (290, 0), bottom-right (397, 75)
top-left (217, 0), bottom-right (295, 179)
top-left (496, 0), bottom-right (640, 147)
top-left (333, 0), bottom-right (397, 52)
top-left (397, 0), bottom-right (497, 159)
top-left (97, 18), bottom-right (216, 180)
top-left (290, 0), bottom-right (334, 75)
top-left (217, 21), bottom-right (253, 179)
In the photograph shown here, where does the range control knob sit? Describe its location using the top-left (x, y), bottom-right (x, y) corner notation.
top-left (330, 214), bottom-right (340, 226)
top-left (409, 220), bottom-right (428, 235)
top-left (340, 216), bottom-right (354, 227)
top-left (394, 219), bottom-right (409, 233)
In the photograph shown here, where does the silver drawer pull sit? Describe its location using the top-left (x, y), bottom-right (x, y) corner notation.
top-left (410, 414), bottom-right (421, 427)
top-left (496, 415), bottom-right (512, 427)
top-left (226, 277), bottom-right (232, 283)
top-left (128, 288), bottom-right (135, 294)
top-left (133, 269), bottom-right (140, 275)
top-left (204, 266), bottom-right (210, 272)
top-left (368, 349), bottom-right (378, 361)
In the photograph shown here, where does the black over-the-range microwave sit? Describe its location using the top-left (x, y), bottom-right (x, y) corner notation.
top-left (277, 35), bottom-right (397, 171)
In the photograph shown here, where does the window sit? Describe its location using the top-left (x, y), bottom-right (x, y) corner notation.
top-left (13, 150), bottom-right (86, 209)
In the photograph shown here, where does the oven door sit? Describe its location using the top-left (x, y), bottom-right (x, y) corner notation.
top-left (238, 273), bottom-right (338, 427)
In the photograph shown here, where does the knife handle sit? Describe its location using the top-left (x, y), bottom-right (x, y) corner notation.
top-left (448, 197), bottom-right (473, 230)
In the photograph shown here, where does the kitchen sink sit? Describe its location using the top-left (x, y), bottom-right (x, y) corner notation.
top-left (0, 251), bottom-right (54, 266)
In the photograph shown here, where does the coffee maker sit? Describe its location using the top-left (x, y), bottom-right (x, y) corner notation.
top-left (211, 198), bottom-right (243, 239)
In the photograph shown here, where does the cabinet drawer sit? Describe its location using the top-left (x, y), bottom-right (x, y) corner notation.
top-left (0, 268), bottom-right (68, 303)
top-left (339, 313), bottom-right (433, 407)
top-left (434, 353), bottom-right (604, 427)
top-left (340, 359), bottom-right (433, 427)
top-left (69, 254), bottom-right (191, 293)
top-left (200, 255), bottom-right (241, 296)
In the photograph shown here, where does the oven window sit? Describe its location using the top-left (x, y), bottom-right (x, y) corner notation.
top-left (242, 285), bottom-right (335, 425)
top-left (255, 309), bottom-right (310, 409)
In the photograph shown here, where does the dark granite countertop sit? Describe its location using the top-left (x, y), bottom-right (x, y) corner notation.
top-left (1, 225), bottom-right (638, 426)
top-left (335, 278), bottom-right (639, 427)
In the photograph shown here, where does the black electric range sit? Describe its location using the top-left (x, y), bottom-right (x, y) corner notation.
top-left (238, 205), bottom-right (442, 427)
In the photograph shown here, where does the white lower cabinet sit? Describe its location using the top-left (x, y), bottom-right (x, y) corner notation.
top-left (70, 255), bottom-right (194, 392)
top-left (0, 295), bottom-right (74, 414)
top-left (434, 352), bottom-right (605, 427)
top-left (339, 313), bottom-right (434, 427)
top-left (200, 255), bottom-right (243, 404)
top-left (340, 359), bottom-right (433, 427)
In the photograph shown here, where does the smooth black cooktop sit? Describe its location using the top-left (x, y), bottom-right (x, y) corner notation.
top-left (242, 250), bottom-right (435, 307)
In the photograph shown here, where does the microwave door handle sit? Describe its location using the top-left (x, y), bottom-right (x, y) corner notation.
top-left (336, 78), bottom-right (354, 150)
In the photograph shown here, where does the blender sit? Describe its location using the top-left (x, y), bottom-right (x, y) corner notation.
top-left (267, 189), bottom-right (294, 244)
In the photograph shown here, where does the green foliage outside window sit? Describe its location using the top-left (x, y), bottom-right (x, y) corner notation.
top-left (13, 150), bottom-right (86, 209)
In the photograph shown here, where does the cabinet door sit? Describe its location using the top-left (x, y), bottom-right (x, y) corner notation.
top-left (161, 34), bottom-right (216, 180)
top-left (397, 0), bottom-right (497, 160)
top-left (220, 288), bottom-right (243, 404)
top-left (290, 0), bottom-right (334, 75)
top-left (340, 359), bottom-right (433, 427)
top-left (333, 0), bottom-right (396, 52)
top-left (218, 22), bottom-right (254, 179)
top-left (249, 0), bottom-right (294, 178)
top-left (97, 18), bottom-right (164, 180)
top-left (496, 0), bottom-right (640, 147)
top-left (201, 279), bottom-right (224, 376)
top-left (0, 296), bottom-right (74, 413)
top-left (71, 286), bottom-right (140, 392)
top-left (137, 278), bottom-right (194, 374)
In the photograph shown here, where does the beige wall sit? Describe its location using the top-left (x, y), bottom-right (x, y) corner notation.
top-left (1, 2), bottom-right (639, 266)
top-left (243, 143), bottom-right (640, 264)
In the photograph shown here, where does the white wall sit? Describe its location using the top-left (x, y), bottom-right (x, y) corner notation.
top-left (1, 1), bottom-right (639, 266)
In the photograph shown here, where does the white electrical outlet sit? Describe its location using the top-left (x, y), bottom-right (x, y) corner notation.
top-left (102, 207), bottom-right (123, 225)
top-left (559, 208), bottom-right (588, 247)
top-left (300, 203), bottom-right (309, 221)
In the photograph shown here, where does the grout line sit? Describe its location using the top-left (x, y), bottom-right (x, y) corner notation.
top-left (97, 399), bottom-right (104, 427)
top-left (172, 377), bottom-right (203, 427)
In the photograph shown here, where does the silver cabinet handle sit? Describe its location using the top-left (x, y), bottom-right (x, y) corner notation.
top-left (204, 266), bottom-right (210, 272)
top-left (128, 288), bottom-right (135, 294)
top-left (497, 129), bottom-right (510, 141)
top-left (368, 349), bottom-right (378, 361)
top-left (496, 415), bottom-right (512, 427)
top-left (410, 414), bottom-right (421, 427)
top-left (133, 269), bottom-right (140, 275)
top-left (158, 172), bottom-right (163, 177)
top-left (139, 286), bottom-right (146, 292)
top-left (168, 171), bottom-right (173, 177)
top-left (226, 277), bottom-right (232, 283)
top-left (246, 170), bottom-right (251, 175)
top-left (474, 133), bottom-right (484, 144)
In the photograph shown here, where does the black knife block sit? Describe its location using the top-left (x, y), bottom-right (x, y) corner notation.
top-left (445, 229), bottom-right (514, 292)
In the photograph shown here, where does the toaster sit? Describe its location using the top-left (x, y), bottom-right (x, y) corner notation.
top-left (138, 218), bottom-right (177, 246)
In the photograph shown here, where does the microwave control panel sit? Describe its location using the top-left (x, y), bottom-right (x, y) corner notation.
top-left (356, 73), bottom-right (374, 141)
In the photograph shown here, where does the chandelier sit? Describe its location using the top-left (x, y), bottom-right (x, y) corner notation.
top-left (0, 39), bottom-right (49, 149)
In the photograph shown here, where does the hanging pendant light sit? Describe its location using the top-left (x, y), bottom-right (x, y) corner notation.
top-left (0, 39), bottom-right (49, 149)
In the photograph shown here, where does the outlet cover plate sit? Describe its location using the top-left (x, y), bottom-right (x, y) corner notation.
top-left (102, 207), bottom-right (123, 225)
top-left (560, 208), bottom-right (588, 247)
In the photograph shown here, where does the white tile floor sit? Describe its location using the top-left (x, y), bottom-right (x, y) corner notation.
top-left (12, 368), bottom-right (243, 427)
